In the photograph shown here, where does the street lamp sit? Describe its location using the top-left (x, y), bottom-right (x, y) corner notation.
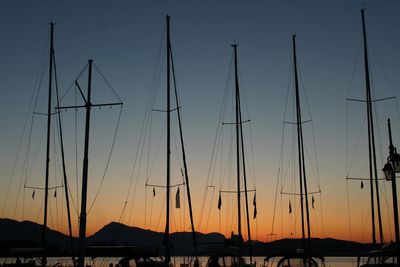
top-left (382, 161), bottom-right (393, 181)
top-left (383, 149), bottom-right (400, 181)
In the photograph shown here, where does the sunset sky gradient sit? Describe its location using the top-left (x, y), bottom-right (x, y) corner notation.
top-left (1, 0), bottom-right (400, 245)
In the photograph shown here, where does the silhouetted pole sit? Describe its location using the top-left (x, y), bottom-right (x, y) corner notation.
top-left (53, 43), bottom-right (76, 267)
top-left (238, 85), bottom-right (253, 262)
top-left (170, 46), bottom-right (198, 256)
top-left (56, 59), bottom-right (122, 267)
top-left (361, 8), bottom-right (383, 245)
top-left (292, 34), bottom-right (308, 253)
top-left (232, 44), bottom-right (242, 243)
top-left (164, 14), bottom-right (171, 264)
top-left (386, 119), bottom-right (400, 263)
top-left (77, 59), bottom-right (93, 267)
top-left (42, 22), bottom-right (54, 266)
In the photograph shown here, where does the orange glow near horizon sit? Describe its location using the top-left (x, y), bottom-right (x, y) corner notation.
top-left (3, 177), bottom-right (397, 245)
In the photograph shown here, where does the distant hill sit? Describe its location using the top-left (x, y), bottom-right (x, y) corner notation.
top-left (0, 218), bottom-right (74, 254)
top-left (0, 218), bottom-right (375, 256)
top-left (87, 221), bottom-right (226, 255)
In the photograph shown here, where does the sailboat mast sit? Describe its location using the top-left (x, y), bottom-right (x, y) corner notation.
top-left (78, 59), bottom-right (93, 267)
top-left (293, 34), bottom-right (313, 253)
top-left (164, 14), bottom-right (171, 264)
top-left (361, 9), bottom-right (383, 245)
top-left (170, 47), bottom-right (198, 255)
top-left (238, 87), bottom-right (252, 261)
top-left (52, 41), bottom-right (76, 265)
top-left (42, 21), bottom-right (54, 266)
top-left (292, 34), bottom-right (306, 249)
top-left (232, 44), bottom-right (242, 240)
top-left (56, 92), bottom-right (76, 265)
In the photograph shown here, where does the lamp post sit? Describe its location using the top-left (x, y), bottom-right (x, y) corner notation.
top-left (383, 118), bottom-right (400, 263)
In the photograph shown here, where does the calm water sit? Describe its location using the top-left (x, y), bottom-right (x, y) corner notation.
top-left (0, 256), bottom-right (358, 267)
top-left (94, 256), bottom-right (358, 267)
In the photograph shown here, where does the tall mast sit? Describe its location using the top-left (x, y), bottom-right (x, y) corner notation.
top-left (42, 22), bottom-right (54, 266)
top-left (232, 44), bottom-right (242, 240)
top-left (56, 60), bottom-right (122, 267)
top-left (361, 8), bottom-right (383, 245)
top-left (292, 34), bottom-right (306, 249)
top-left (53, 41), bottom-right (76, 265)
top-left (164, 14), bottom-right (171, 264)
top-left (77, 59), bottom-right (93, 267)
top-left (292, 34), bottom-right (312, 252)
top-left (170, 45), bottom-right (198, 256)
top-left (238, 83), bottom-right (252, 261)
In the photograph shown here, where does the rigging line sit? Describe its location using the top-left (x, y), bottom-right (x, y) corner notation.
top-left (146, 183), bottom-right (184, 188)
top-left (219, 58), bottom-right (235, 190)
top-left (35, 198), bottom-right (45, 223)
top-left (145, 118), bottom-right (168, 184)
top-left (303, 137), bottom-right (320, 191)
top-left (270, 166), bottom-right (281, 238)
top-left (298, 62), bottom-right (314, 127)
top-left (146, 24), bottom-right (166, 181)
top-left (318, 193), bottom-right (325, 237)
top-left (75, 81), bottom-right (80, 213)
top-left (204, 187), bottom-right (215, 233)
top-left (170, 44), bottom-right (197, 250)
top-left (346, 100), bottom-right (349, 177)
top-left (368, 36), bottom-right (399, 101)
top-left (2, 40), bottom-right (47, 217)
top-left (66, 177), bottom-right (79, 215)
top-left (87, 105), bottom-right (123, 215)
top-left (308, 106), bottom-right (322, 190)
top-left (346, 36), bottom-right (363, 99)
top-left (273, 66), bottom-right (293, 238)
top-left (125, 100), bottom-right (152, 223)
top-left (127, 103), bottom-right (154, 224)
top-left (93, 63), bottom-right (123, 102)
top-left (15, 54), bottom-right (48, 218)
top-left (372, 103), bottom-right (386, 176)
top-left (118, 201), bottom-right (127, 224)
top-left (171, 192), bottom-right (178, 233)
top-left (247, 121), bottom-right (256, 187)
top-left (125, 22), bottom-right (166, 222)
top-left (144, 185), bottom-right (148, 229)
top-left (171, 123), bottom-right (183, 172)
top-left (281, 132), bottom-right (296, 191)
top-left (54, 52), bottom-right (78, 261)
top-left (52, 115), bottom-right (60, 231)
top-left (145, 29), bottom-right (166, 182)
top-left (155, 193), bottom-right (167, 233)
top-left (346, 181), bottom-right (352, 241)
top-left (25, 128), bottom-right (46, 185)
top-left (198, 57), bottom-right (234, 230)
top-left (59, 64), bottom-right (88, 102)
top-left (347, 108), bottom-right (368, 176)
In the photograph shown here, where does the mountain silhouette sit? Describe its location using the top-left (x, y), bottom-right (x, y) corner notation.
top-left (0, 218), bottom-right (374, 256)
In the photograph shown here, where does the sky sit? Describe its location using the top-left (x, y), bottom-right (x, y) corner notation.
top-left (1, 0), bottom-right (400, 245)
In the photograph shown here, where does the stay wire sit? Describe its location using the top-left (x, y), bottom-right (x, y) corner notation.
top-left (1, 37), bottom-right (47, 217)
top-left (93, 63), bottom-right (123, 103)
top-left (124, 21), bottom-right (165, 224)
top-left (198, 52), bottom-right (234, 231)
top-left (87, 105), bottom-right (123, 215)
top-left (59, 64), bottom-right (88, 103)
top-left (368, 37), bottom-right (400, 125)
top-left (16, 43), bottom-right (49, 219)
